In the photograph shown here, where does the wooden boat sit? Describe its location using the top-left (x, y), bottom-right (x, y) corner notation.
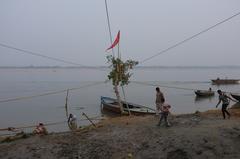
top-left (231, 93), bottom-right (240, 102)
top-left (231, 102), bottom-right (240, 109)
top-left (101, 96), bottom-right (155, 115)
top-left (211, 78), bottom-right (240, 85)
top-left (194, 90), bottom-right (214, 97)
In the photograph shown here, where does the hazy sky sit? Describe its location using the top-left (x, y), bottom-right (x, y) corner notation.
top-left (0, 0), bottom-right (240, 66)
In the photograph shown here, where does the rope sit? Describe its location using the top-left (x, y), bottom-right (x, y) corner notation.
top-left (0, 120), bottom-right (104, 137)
top-left (132, 81), bottom-right (196, 91)
top-left (0, 133), bottom-right (16, 137)
top-left (131, 81), bottom-right (239, 95)
top-left (0, 42), bottom-right (107, 72)
top-left (1, 11), bottom-right (239, 68)
top-left (0, 81), bottom-right (108, 104)
top-left (139, 11), bottom-right (240, 64)
top-left (0, 115), bottom-right (103, 134)
top-left (0, 118), bottom-right (103, 137)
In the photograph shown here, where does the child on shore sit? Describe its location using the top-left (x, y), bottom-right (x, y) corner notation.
top-left (33, 123), bottom-right (48, 135)
top-left (157, 103), bottom-right (171, 127)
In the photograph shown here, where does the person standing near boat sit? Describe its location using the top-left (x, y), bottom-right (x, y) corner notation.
top-left (215, 90), bottom-right (235, 119)
top-left (155, 87), bottom-right (165, 116)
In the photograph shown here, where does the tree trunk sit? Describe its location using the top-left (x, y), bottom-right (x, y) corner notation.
top-left (114, 84), bottom-right (124, 113)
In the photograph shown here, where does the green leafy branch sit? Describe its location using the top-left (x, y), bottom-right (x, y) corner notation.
top-left (107, 55), bottom-right (138, 86)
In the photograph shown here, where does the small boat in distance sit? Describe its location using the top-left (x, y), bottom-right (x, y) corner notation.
top-left (101, 96), bottom-right (155, 115)
top-left (211, 78), bottom-right (240, 85)
top-left (195, 90), bottom-right (215, 97)
top-left (231, 93), bottom-right (240, 102)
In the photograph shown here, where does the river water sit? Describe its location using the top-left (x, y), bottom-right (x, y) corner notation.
top-left (0, 67), bottom-right (240, 133)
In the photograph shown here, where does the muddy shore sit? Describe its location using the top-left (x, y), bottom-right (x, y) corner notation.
top-left (1, 108), bottom-right (240, 159)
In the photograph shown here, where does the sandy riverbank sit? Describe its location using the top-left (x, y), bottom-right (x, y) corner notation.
top-left (1, 107), bottom-right (240, 159)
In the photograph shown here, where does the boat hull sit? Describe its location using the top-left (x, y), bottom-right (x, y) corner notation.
top-left (195, 90), bottom-right (214, 97)
top-left (101, 96), bottom-right (155, 115)
top-left (211, 79), bottom-right (240, 85)
top-left (231, 93), bottom-right (240, 102)
top-left (102, 102), bottom-right (122, 114)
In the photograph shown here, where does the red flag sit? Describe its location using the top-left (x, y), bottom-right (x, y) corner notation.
top-left (106, 31), bottom-right (120, 51)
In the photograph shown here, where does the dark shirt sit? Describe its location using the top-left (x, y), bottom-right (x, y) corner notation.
top-left (219, 94), bottom-right (229, 105)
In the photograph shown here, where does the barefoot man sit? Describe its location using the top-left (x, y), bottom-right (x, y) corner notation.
top-left (215, 90), bottom-right (236, 119)
top-left (155, 87), bottom-right (165, 116)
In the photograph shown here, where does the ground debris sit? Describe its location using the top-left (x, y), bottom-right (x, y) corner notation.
top-left (1, 113), bottom-right (240, 159)
top-left (167, 149), bottom-right (189, 159)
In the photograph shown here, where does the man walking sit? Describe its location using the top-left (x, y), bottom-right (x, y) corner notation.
top-left (155, 87), bottom-right (165, 116)
top-left (216, 90), bottom-right (235, 119)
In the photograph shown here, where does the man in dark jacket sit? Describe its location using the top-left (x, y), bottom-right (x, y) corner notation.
top-left (216, 90), bottom-right (235, 119)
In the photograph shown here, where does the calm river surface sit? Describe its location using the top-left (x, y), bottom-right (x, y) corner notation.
top-left (0, 67), bottom-right (240, 133)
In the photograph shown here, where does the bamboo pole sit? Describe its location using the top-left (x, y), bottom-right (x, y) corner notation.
top-left (118, 37), bottom-right (120, 59)
top-left (116, 42), bottom-right (124, 113)
top-left (114, 84), bottom-right (124, 113)
top-left (121, 86), bottom-right (131, 116)
top-left (82, 112), bottom-right (96, 127)
top-left (65, 89), bottom-right (69, 119)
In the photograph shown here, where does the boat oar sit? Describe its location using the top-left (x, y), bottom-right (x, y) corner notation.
top-left (82, 112), bottom-right (96, 127)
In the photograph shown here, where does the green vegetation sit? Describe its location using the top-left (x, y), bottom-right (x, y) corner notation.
top-left (106, 55), bottom-right (138, 86)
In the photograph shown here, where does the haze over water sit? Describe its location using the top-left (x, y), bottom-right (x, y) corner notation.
top-left (0, 67), bottom-right (240, 133)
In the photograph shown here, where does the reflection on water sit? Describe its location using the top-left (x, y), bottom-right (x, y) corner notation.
top-left (194, 96), bottom-right (215, 103)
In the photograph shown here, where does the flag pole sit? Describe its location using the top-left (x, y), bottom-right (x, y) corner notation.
top-left (117, 33), bottom-right (130, 115)
top-left (104, 0), bottom-right (115, 58)
top-left (118, 41), bottom-right (120, 59)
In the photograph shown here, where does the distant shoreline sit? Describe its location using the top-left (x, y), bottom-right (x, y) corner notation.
top-left (1, 65), bottom-right (240, 69)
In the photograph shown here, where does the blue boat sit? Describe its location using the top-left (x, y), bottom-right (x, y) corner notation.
top-left (101, 96), bottom-right (155, 115)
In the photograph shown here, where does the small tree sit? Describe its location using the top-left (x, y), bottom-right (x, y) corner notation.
top-left (107, 55), bottom-right (138, 113)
